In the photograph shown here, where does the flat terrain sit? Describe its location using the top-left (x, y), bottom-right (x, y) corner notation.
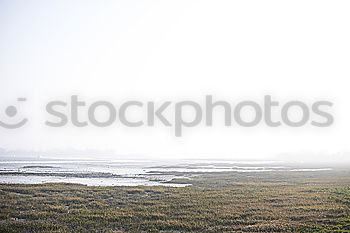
top-left (0, 170), bottom-right (350, 232)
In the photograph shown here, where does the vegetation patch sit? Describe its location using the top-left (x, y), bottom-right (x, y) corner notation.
top-left (0, 171), bottom-right (350, 232)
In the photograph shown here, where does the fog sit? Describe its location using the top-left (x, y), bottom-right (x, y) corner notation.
top-left (1, 0), bottom-right (350, 162)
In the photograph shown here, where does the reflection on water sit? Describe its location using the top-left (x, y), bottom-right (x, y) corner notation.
top-left (0, 159), bottom-right (332, 187)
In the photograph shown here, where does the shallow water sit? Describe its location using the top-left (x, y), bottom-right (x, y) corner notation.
top-left (0, 175), bottom-right (189, 187)
top-left (0, 159), bottom-right (332, 186)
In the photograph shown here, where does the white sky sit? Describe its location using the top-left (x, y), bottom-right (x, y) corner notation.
top-left (1, 0), bottom-right (350, 161)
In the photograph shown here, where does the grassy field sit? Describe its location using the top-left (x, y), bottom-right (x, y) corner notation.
top-left (0, 170), bottom-right (350, 232)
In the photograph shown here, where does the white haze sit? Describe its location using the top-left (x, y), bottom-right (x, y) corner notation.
top-left (1, 0), bottom-right (350, 162)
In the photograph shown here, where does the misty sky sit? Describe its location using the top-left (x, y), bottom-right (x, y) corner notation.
top-left (1, 0), bottom-right (350, 161)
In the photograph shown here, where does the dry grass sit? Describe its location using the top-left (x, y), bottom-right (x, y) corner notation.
top-left (0, 170), bottom-right (350, 232)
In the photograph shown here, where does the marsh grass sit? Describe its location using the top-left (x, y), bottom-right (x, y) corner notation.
top-left (0, 171), bottom-right (350, 232)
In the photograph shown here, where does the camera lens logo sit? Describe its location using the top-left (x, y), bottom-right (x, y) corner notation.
top-left (0, 98), bottom-right (28, 129)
